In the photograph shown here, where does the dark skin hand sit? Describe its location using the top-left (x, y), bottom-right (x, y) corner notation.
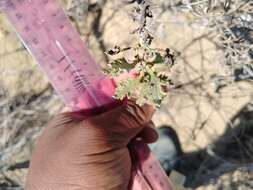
top-left (26, 101), bottom-right (158, 190)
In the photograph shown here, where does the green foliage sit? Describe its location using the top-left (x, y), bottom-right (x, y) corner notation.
top-left (104, 45), bottom-right (175, 107)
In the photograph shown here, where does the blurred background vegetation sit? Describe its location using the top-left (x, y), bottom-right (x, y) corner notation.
top-left (0, 0), bottom-right (253, 189)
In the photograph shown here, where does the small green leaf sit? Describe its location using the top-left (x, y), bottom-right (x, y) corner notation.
top-left (153, 53), bottom-right (164, 64)
top-left (104, 44), bottom-right (176, 107)
top-left (115, 78), bottom-right (139, 100)
top-left (111, 58), bottom-right (135, 72)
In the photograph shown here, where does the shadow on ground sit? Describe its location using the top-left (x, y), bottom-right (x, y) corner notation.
top-left (173, 102), bottom-right (253, 188)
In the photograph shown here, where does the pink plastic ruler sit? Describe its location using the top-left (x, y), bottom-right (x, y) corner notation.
top-left (0, 0), bottom-right (173, 189)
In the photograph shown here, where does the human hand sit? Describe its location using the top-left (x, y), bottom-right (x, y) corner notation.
top-left (26, 101), bottom-right (158, 190)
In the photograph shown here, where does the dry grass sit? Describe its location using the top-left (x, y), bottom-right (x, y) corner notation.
top-left (0, 0), bottom-right (253, 189)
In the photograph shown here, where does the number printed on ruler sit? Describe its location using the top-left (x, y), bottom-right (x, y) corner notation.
top-left (2, 0), bottom-right (104, 105)
top-left (1, 1), bottom-right (174, 190)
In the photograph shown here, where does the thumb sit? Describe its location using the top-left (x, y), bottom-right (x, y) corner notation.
top-left (84, 100), bottom-right (155, 146)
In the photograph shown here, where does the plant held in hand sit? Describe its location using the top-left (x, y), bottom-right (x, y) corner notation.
top-left (105, 0), bottom-right (176, 107)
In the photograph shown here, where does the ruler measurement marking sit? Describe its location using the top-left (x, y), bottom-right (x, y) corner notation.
top-left (64, 64), bottom-right (71, 72)
top-left (3, 0), bottom-right (104, 107)
top-left (42, 0), bottom-right (49, 4)
top-left (5, 1), bottom-right (15, 9)
top-left (32, 37), bottom-right (39, 45)
top-left (23, 25), bottom-right (31, 32)
top-left (57, 55), bottom-right (67, 63)
top-left (66, 37), bottom-right (72, 42)
top-left (39, 51), bottom-right (47, 57)
top-left (1, 1), bottom-right (172, 189)
top-left (71, 69), bottom-right (82, 75)
top-left (15, 12), bottom-right (23, 19)
top-left (55, 40), bottom-right (100, 106)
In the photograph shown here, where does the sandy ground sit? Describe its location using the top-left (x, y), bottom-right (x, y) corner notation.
top-left (0, 0), bottom-right (253, 189)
